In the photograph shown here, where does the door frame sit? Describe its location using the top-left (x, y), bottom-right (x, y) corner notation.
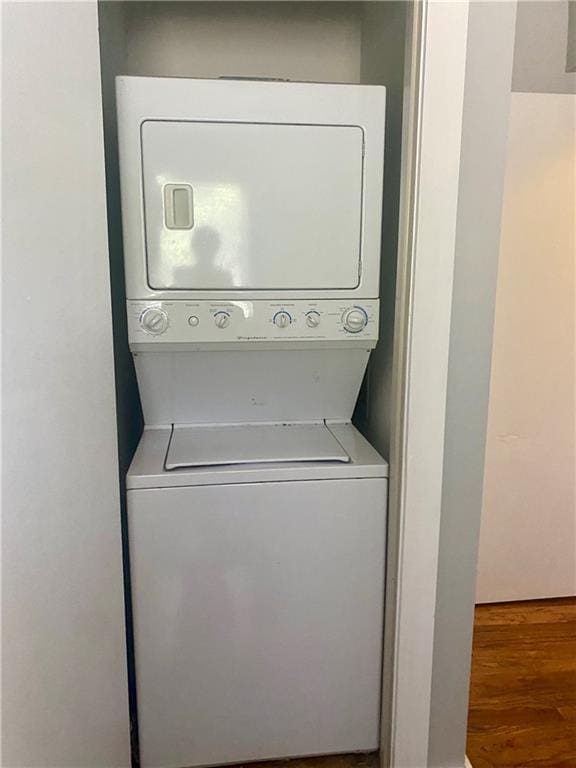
top-left (381, 2), bottom-right (471, 766)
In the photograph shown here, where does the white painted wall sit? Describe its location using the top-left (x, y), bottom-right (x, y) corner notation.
top-left (513, 1), bottom-right (576, 95)
top-left (123, 1), bottom-right (361, 83)
top-left (477, 92), bottom-right (576, 603)
top-left (1, 2), bottom-right (130, 764)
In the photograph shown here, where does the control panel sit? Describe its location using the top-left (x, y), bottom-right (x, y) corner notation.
top-left (127, 299), bottom-right (379, 344)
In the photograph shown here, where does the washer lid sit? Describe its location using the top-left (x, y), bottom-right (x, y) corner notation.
top-left (165, 422), bottom-right (349, 470)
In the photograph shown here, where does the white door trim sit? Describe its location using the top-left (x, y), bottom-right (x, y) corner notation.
top-left (381, 2), bottom-right (470, 766)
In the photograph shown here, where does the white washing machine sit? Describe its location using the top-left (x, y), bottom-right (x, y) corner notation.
top-left (117, 76), bottom-right (388, 768)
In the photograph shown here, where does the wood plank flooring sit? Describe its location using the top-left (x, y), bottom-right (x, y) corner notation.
top-left (467, 597), bottom-right (576, 768)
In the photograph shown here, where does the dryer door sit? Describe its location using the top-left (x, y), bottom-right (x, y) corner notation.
top-left (141, 121), bottom-right (364, 291)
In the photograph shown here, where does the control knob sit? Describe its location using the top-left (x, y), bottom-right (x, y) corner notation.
top-left (342, 306), bottom-right (368, 334)
top-left (214, 312), bottom-right (231, 329)
top-left (140, 306), bottom-right (169, 335)
top-left (273, 311), bottom-right (292, 329)
top-left (305, 311), bottom-right (321, 328)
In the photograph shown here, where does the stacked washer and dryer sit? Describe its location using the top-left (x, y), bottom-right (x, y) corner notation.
top-left (117, 76), bottom-right (388, 768)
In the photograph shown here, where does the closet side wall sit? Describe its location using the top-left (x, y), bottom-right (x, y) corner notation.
top-left (360, 1), bottom-right (406, 459)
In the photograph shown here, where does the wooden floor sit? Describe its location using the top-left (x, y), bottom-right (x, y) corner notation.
top-left (467, 597), bottom-right (576, 768)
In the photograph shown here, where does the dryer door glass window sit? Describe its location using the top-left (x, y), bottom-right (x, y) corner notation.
top-left (141, 121), bottom-right (364, 291)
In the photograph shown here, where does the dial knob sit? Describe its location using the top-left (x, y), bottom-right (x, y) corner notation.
top-left (306, 311), bottom-right (321, 328)
top-left (140, 306), bottom-right (169, 335)
top-left (342, 306), bottom-right (368, 334)
top-left (214, 312), bottom-right (230, 329)
top-left (274, 311), bottom-right (292, 329)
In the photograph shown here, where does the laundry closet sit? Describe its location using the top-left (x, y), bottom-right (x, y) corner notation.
top-left (99, 3), bottom-right (406, 767)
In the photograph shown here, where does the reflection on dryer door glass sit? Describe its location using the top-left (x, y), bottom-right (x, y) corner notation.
top-left (156, 181), bottom-right (247, 290)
